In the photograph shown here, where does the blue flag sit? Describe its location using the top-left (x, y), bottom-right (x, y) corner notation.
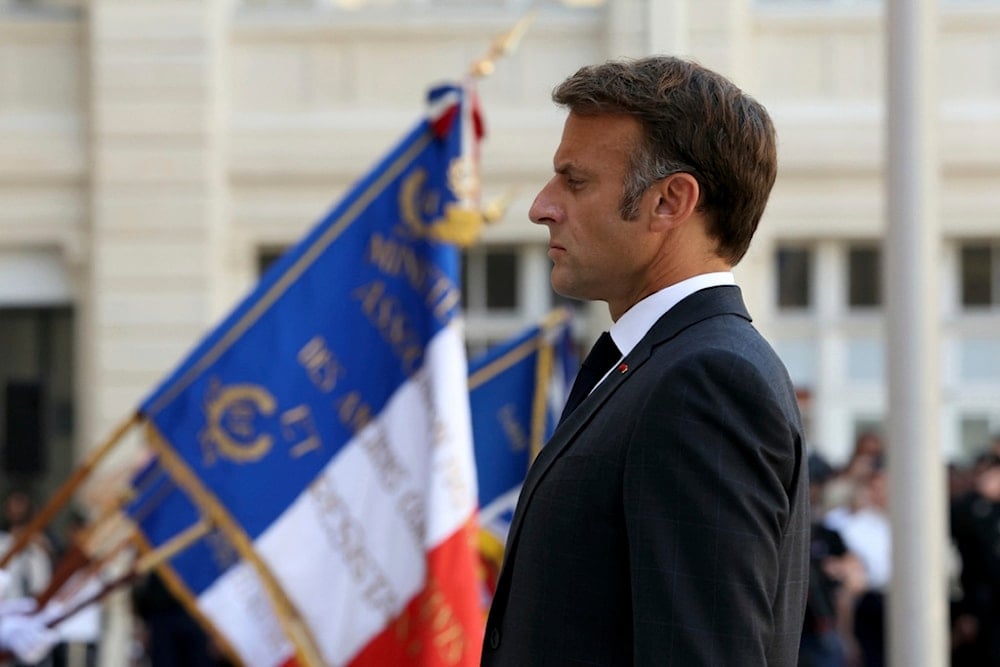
top-left (124, 457), bottom-right (290, 663)
top-left (467, 311), bottom-right (576, 593)
top-left (124, 459), bottom-right (235, 598)
top-left (130, 82), bottom-right (487, 667)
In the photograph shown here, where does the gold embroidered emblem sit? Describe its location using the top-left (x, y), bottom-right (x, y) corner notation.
top-left (398, 159), bottom-right (482, 247)
top-left (201, 382), bottom-right (277, 464)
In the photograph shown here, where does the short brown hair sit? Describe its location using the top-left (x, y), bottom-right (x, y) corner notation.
top-left (552, 56), bottom-right (777, 265)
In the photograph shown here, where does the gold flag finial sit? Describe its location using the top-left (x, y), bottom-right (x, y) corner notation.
top-left (470, 10), bottom-right (538, 78)
top-left (482, 188), bottom-right (517, 225)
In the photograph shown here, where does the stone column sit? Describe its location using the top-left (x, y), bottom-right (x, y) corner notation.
top-left (82, 4), bottom-right (228, 661)
top-left (82, 0), bottom-right (228, 451)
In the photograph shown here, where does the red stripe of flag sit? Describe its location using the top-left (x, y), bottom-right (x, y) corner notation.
top-left (349, 518), bottom-right (484, 666)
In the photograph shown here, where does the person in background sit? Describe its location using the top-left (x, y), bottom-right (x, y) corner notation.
top-left (131, 572), bottom-right (215, 667)
top-left (950, 452), bottom-right (1000, 666)
top-left (0, 493), bottom-right (52, 606)
top-left (0, 569), bottom-right (59, 666)
top-left (0, 492), bottom-right (53, 667)
top-left (828, 462), bottom-right (890, 667)
top-left (0, 494), bottom-right (54, 565)
top-left (799, 453), bottom-right (867, 667)
top-left (50, 511), bottom-right (100, 667)
top-left (822, 431), bottom-right (884, 516)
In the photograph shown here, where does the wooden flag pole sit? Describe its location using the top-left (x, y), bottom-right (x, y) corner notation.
top-left (530, 309), bottom-right (572, 460)
top-left (27, 477), bottom-right (152, 611)
top-left (145, 425), bottom-right (327, 667)
top-left (44, 518), bottom-right (211, 627)
top-left (132, 517), bottom-right (212, 574)
top-left (0, 412), bottom-right (141, 569)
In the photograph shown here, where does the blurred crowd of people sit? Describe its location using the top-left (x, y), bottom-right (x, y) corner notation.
top-left (0, 491), bottom-right (97, 667)
top-left (0, 490), bottom-right (228, 667)
top-left (802, 431), bottom-right (1000, 667)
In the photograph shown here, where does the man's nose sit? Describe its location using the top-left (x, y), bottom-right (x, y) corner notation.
top-left (529, 179), bottom-right (560, 226)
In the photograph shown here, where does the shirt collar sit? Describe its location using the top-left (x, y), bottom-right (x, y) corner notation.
top-left (609, 272), bottom-right (735, 357)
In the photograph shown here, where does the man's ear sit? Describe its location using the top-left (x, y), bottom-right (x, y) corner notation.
top-left (650, 172), bottom-right (700, 232)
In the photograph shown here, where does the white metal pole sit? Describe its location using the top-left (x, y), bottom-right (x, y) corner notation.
top-left (886, 1), bottom-right (947, 666)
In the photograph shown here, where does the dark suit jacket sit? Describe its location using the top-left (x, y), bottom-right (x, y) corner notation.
top-left (482, 286), bottom-right (810, 666)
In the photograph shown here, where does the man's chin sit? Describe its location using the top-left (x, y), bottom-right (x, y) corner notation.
top-left (550, 277), bottom-right (586, 303)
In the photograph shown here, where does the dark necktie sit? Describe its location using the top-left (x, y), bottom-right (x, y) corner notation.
top-left (558, 331), bottom-right (621, 425)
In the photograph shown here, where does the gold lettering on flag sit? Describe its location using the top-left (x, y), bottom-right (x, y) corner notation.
top-left (413, 370), bottom-right (449, 449)
top-left (309, 475), bottom-right (400, 617)
top-left (356, 425), bottom-right (407, 491)
top-left (354, 424), bottom-right (426, 546)
top-left (335, 391), bottom-right (374, 434)
top-left (228, 564), bottom-right (292, 653)
top-left (335, 380), bottom-right (428, 547)
top-left (352, 280), bottom-right (425, 374)
top-left (392, 577), bottom-right (466, 665)
top-left (297, 336), bottom-right (345, 393)
top-left (281, 405), bottom-right (322, 459)
top-left (366, 233), bottom-right (460, 325)
top-left (497, 403), bottom-right (528, 452)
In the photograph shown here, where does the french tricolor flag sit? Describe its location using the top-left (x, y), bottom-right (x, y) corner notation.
top-left (131, 81), bottom-right (485, 667)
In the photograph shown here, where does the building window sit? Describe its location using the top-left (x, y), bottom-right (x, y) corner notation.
top-left (960, 241), bottom-right (997, 308)
top-left (0, 307), bottom-right (75, 502)
top-left (258, 247), bottom-right (286, 277)
top-left (776, 246), bottom-right (812, 309)
top-left (463, 246), bottom-right (522, 313)
top-left (484, 249), bottom-right (518, 310)
top-left (959, 415), bottom-right (1000, 462)
top-left (460, 243), bottom-right (587, 356)
top-left (847, 245), bottom-right (881, 308)
top-left (958, 338), bottom-right (1000, 382)
top-left (771, 240), bottom-right (893, 462)
top-left (846, 337), bottom-right (883, 382)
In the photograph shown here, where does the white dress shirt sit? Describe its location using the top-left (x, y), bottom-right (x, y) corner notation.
top-left (595, 272), bottom-right (736, 389)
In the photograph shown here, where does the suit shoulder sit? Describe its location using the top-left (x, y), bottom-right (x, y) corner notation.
top-left (666, 313), bottom-right (787, 378)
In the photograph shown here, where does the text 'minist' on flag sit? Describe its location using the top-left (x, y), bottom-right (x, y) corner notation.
top-left (133, 81), bottom-right (487, 667)
top-left (466, 311), bottom-right (576, 600)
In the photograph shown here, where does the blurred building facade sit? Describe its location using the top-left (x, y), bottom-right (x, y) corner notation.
top-left (0, 0), bottom-right (1000, 496)
top-left (2, 0), bottom-right (999, 663)
top-left (0, 0), bottom-right (998, 581)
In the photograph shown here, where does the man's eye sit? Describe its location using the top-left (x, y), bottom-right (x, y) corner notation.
top-left (567, 177), bottom-right (585, 190)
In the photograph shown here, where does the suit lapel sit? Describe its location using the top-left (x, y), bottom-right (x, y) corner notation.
top-left (499, 286), bottom-right (751, 576)
top-left (511, 341), bottom-right (650, 519)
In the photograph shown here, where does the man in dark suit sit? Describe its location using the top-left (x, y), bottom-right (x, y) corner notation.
top-left (481, 56), bottom-right (810, 666)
